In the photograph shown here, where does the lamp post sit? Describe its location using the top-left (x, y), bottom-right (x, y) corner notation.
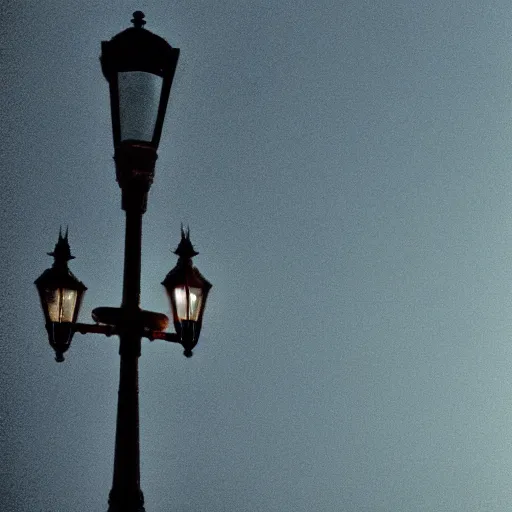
top-left (34, 12), bottom-right (212, 512)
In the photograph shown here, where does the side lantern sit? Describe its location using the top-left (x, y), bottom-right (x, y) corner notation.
top-left (34, 230), bottom-right (87, 362)
top-left (162, 228), bottom-right (211, 357)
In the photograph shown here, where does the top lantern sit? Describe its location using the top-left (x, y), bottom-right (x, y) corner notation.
top-left (100, 11), bottom-right (180, 150)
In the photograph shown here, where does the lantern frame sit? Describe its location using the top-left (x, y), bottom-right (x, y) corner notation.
top-left (162, 228), bottom-right (212, 356)
top-left (100, 11), bottom-right (180, 151)
top-left (34, 230), bottom-right (87, 361)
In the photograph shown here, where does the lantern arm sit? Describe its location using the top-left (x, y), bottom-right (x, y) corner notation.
top-left (74, 321), bottom-right (179, 343)
top-left (143, 329), bottom-right (179, 343)
top-left (73, 320), bottom-right (180, 347)
top-left (74, 322), bottom-right (118, 337)
top-left (81, 306), bottom-right (181, 344)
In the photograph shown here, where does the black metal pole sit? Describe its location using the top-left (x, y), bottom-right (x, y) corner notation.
top-left (109, 345), bottom-right (144, 511)
top-left (108, 181), bottom-right (149, 512)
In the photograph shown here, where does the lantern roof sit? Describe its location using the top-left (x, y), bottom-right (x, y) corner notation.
top-left (162, 260), bottom-right (212, 290)
top-left (100, 11), bottom-right (179, 79)
top-left (47, 227), bottom-right (74, 262)
top-left (35, 265), bottom-right (87, 292)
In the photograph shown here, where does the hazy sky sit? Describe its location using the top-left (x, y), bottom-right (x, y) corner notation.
top-left (3, 1), bottom-right (512, 511)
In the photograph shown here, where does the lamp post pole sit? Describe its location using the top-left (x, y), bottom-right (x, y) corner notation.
top-left (108, 186), bottom-right (148, 511)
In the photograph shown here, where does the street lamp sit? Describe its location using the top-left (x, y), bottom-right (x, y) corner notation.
top-left (34, 12), bottom-right (212, 512)
top-left (162, 226), bottom-right (212, 357)
top-left (34, 228), bottom-right (87, 362)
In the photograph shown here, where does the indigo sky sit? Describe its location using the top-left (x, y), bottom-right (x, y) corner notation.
top-left (3, 1), bottom-right (512, 511)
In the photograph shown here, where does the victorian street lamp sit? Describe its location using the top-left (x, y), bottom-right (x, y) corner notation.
top-left (34, 12), bottom-right (212, 512)
top-left (34, 228), bottom-right (87, 362)
top-left (162, 226), bottom-right (212, 357)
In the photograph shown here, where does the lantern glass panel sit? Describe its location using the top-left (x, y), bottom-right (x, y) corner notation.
top-left (118, 71), bottom-right (162, 142)
top-left (44, 288), bottom-right (78, 323)
top-left (174, 286), bottom-right (203, 321)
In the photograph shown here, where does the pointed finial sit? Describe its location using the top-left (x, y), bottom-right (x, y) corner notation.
top-left (131, 11), bottom-right (146, 29)
top-left (64, 225), bottom-right (69, 240)
top-left (48, 228), bottom-right (75, 263)
top-left (174, 225), bottom-right (199, 259)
